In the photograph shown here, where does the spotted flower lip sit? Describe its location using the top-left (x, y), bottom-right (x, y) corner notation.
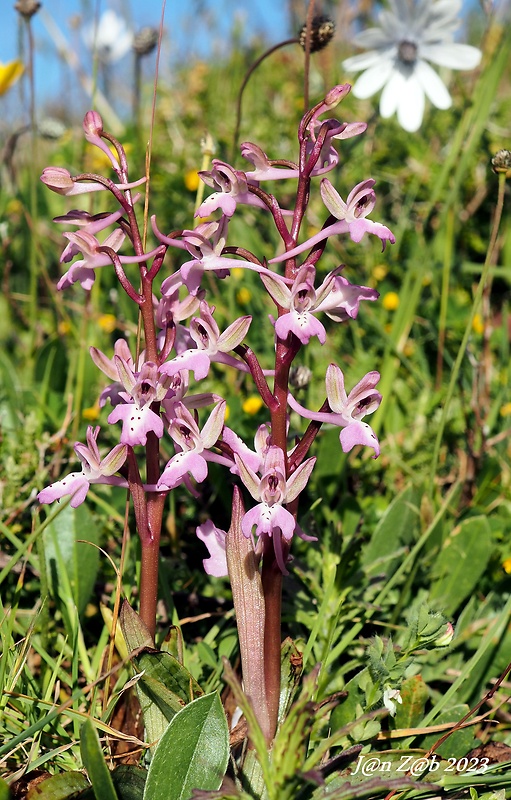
top-left (342, 0), bottom-right (482, 132)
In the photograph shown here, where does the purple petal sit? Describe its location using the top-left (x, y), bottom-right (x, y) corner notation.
top-left (159, 350), bottom-right (211, 381)
top-left (158, 451), bottom-right (208, 489)
top-left (38, 472), bottom-right (90, 508)
top-left (196, 521), bottom-right (228, 577)
top-left (108, 403), bottom-right (164, 446)
top-left (340, 420), bottom-right (380, 458)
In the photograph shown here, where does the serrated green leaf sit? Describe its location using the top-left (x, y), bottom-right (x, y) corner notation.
top-left (143, 693), bottom-right (229, 800)
top-left (80, 719), bottom-right (118, 800)
top-left (429, 517), bottom-right (492, 616)
top-left (43, 502), bottom-right (100, 617)
top-left (26, 772), bottom-right (89, 799)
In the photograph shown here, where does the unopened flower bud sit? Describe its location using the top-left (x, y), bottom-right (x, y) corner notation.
top-left (133, 26), bottom-right (159, 56)
top-left (435, 622), bottom-right (454, 647)
top-left (299, 15), bottom-right (335, 53)
top-left (40, 166), bottom-right (74, 194)
top-left (324, 84), bottom-right (351, 109)
top-left (492, 149), bottom-right (511, 176)
top-left (14, 0), bottom-right (41, 19)
top-left (83, 110), bottom-right (103, 137)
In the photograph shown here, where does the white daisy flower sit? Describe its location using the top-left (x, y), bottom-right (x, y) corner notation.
top-left (342, 0), bottom-right (482, 132)
top-left (83, 10), bottom-right (134, 64)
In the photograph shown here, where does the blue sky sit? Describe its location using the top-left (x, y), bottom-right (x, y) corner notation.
top-left (2, 0), bottom-right (290, 109)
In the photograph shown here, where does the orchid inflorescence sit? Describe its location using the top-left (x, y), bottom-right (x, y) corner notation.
top-left (38, 85), bottom-right (394, 741)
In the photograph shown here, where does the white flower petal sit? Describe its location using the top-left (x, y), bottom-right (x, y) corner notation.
top-left (379, 70), bottom-right (406, 118)
top-left (351, 27), bottom-right (393, 49)
top-left (421, 42), bottom-right (482, 70)
top-left (343, 50), bottom-right (388, 73)
top-left (415, 60), bottom-right (452, 109)
top-left (397, 76), bottom-right (426, 132)
top-left (352, 60), bottom-right (395, 99)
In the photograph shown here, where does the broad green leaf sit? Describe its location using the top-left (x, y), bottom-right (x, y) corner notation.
top-left (394, 675), bottom-right (428, 731)
top-left (120, 601), bottom-right (204, 747)
top-left (0, 777), bottom-right (10, 800)
top-left (26, 772), bottom-right (89, 799)
top-left (362, 486), bottom-right (421, 575)
top-left (143, 693), bottom-right (229, 800)
top-left (73, 767), bottom-right (146, 800)
top-left (109, 766), bottom-right (147, 800)
top-left (43, 502), bottom-right (100, 617)
top-left (429, 517), bottom-right (492, 616)
top-left (419, 704), bottom-right (475, 759)
top-left (135, 651), bottom-right (204, 710)
top-left (80, 719), bottom-right (118, 800)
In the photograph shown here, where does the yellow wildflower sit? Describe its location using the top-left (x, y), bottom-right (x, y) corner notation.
top-left (472, 313), bottom-right (484, 335)
top-left (242, 396), bottom-right (263, 415)
top-left (503, 557), bottom-right (511, 574)
top-left (382, 291), bottom-right (399, 311)
top-left (500, 402), bottom-right (511, 418)
top-left (372, 265), bottom-right (388, 282)
top-left (231, 268), bottom-right (244, 280)
top-left (58, 320), bottom-right (71, 336)
top-left (0, 61), bottom-right (24, 96)
top-left (83, 402), bottom-right (100, 421)
top-left (98, 313), bottom-right (117, 333)
top-left (236, 287), bottom-right (252, 306)
top-left (184, 170), bottom-right (200, 192)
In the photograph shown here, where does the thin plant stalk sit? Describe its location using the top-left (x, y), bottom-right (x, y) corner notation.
top-left (428, 171), bottom-right (508, 494)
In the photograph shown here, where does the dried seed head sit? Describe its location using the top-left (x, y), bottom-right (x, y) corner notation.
top-left (133, 27), bottom-right (159, 57)
top-left (492, 149), bottom-right (511, 176)
top-left (299, 15), bottom-right (335, 53)
top-left (14, 0), bottom-right (41, 19)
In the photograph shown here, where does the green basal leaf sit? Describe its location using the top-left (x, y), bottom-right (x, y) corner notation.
top-left (0, 777), bottom-right (10, 800)
top-left (394, 675), bottom-right (428, 732)
top-left (120, 600), bottom-right (204, 746)
top-left (361, 485), bottom-right (421, 576)
top-left (43, 502), bottom-right (100, 617)
top-left (143, 693), bottom-right (229, 800)
top-left (80, 718), bottom-right (118, 800)
top-left (429, 516), bottom-right (492, 616)
top-left (26, 772), bottom-right (89, 799)
top-left (419, 704), bottom-right (475, 759)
